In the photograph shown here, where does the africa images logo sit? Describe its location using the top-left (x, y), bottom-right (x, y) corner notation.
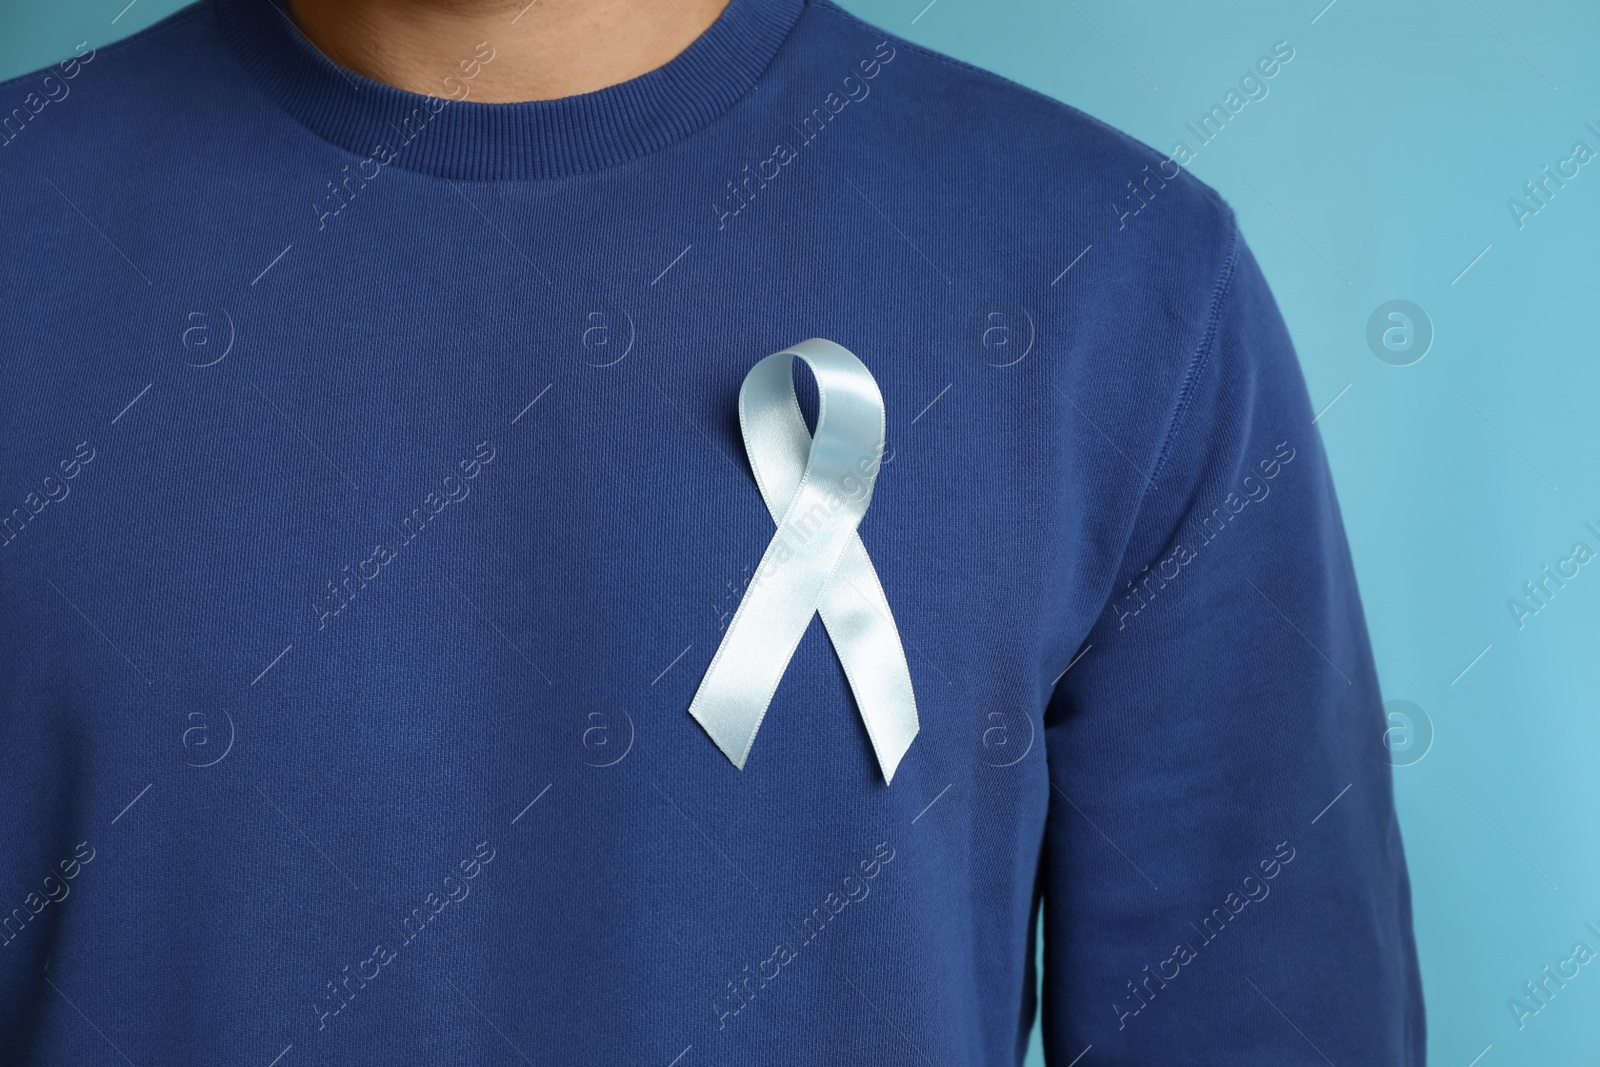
top-left (712, 41), bottom-right (897, 231)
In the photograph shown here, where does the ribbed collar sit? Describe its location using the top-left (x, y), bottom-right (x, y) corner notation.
top-left (213, 0), bottom-right (807, 181)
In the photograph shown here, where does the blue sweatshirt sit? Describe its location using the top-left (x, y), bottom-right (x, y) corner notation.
top-left (0, 1), bottom-right (1424, 1063)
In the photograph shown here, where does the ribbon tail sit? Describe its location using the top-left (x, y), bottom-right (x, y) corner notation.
top-left (818, 534), bottom-right (919, 783)
top-left (688, 509), bottom-right (853, 772)
top-left (688, 691), bottom-right (764, 771)
top-left (687, 592), bottom-right (814, 771)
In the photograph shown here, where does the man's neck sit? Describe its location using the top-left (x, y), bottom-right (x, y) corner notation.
top-left (287, 0), bottom-right (732, 103)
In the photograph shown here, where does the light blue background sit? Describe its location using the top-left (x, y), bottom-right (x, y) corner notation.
top-left (5, 1), bottom-right (1598, 1063)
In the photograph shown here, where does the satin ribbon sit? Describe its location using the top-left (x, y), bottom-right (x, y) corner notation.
top-left (689, 338), bottom-right (919, 783)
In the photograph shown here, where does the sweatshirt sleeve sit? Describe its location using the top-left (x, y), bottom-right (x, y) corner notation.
top-left (1038, 223), bottom-right (1426, 1064)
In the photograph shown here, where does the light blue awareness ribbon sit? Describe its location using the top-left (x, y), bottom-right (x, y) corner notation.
top-left (689, 338), bottom-right (919, 783)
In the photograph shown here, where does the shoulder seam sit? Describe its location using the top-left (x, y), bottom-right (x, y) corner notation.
top-left (0, 2), bottom-right (208, 95)
top-left (1144, 208), bottom-right (1242, 494)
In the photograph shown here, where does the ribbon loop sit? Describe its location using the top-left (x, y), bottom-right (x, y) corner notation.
top-left (688, 338), bottom-right (919, 783)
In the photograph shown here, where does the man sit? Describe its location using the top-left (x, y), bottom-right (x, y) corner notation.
top-left (0, 0), bottom-right (1424, 1063)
